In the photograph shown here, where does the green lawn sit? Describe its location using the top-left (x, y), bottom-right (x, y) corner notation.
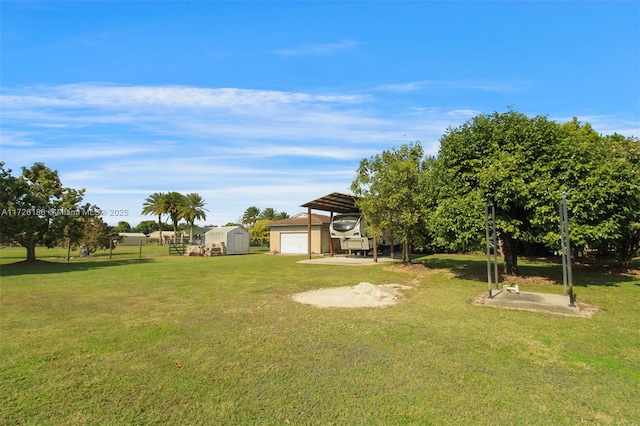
top-left (1, 247), bottom-right (639, 425)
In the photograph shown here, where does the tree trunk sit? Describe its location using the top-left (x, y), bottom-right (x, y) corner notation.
top-left (158, 215), bottom-right (163, 246)
top-left (616, 239), bottom-right (630, 266)
top-left (25, 241), bottom-right (37, 263)
top-left (402, 239), bottom-right (411, 264)
top-left (501, 233), bottom-right (519, 275)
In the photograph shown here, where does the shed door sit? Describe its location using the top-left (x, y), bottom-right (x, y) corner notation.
top-left (233, 233), bottom-right (244, 253)
top-left (280, 233), bottom-right (308, 254)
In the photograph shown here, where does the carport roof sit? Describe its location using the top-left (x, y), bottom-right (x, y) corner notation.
top-left (300, 192), bottom-right (360, 214)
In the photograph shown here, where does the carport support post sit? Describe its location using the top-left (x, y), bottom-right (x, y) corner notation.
top-left (307, 207), bottom-right (312, 259)
top-left (330, 211), bottom-right (334, 257)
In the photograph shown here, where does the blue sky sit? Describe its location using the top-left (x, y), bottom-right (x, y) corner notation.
top-left (1, 1), bottom-right (639, 227)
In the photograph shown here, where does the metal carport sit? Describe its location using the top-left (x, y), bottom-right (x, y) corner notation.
top-left (300, 192), bottom-right (378, 261)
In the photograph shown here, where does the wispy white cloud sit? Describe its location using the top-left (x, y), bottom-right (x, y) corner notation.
top-left (2, 84), bottom-right (367, 109)
top-left (216, 144), bottom-right (369, 161)
top-left (0, 84), bottom-right (390, 151)
top-left (552, 114), bottom-right (639, 138)
top-left (4, 82), bottom-right (635, 226)
top-left (0, 130), bottom-right (38, 147)
top-left (273, 39), bottom-right (358, 56)
top-left (376, 80), bottom-right (523, 93)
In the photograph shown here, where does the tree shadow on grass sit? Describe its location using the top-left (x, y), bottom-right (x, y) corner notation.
top-left (414, 254), bottom-right (639, 288)
top-left (0, 257), bottom-right (155, 277)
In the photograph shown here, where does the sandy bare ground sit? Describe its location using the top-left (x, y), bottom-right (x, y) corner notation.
top-left (296, 255), bottom-right (398, 266)
top-left (292, 282), bottom-right (413, 308)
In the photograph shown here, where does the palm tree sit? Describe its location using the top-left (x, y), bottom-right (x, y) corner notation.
top-left (258, 208), bottom-right (288, 221)
top-left (182, 193), bottom-right (208, 243)
top-left (259, 207), bottom-right (277, 220)
top-left (164, 192), bottom-right (187, 243)
top-left (242, 206), bottom-right (261, 227)
top-left (141, 192), bottom-right (167, 245)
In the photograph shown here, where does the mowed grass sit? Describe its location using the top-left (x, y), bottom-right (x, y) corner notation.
top-left (1, 247), bottom-right (639, 425)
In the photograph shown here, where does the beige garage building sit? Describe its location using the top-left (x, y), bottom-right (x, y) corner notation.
top-left (268, 212), bottom-right (340, 254)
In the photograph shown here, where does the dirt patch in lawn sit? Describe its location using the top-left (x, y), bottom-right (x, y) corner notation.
top-left (502, 274), bottom-right (557, 286)
top-left (292, 282), bottom-right (413, 308)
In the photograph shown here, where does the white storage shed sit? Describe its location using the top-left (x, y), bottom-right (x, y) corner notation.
top-left (203, 226), bottom-right (250, 255)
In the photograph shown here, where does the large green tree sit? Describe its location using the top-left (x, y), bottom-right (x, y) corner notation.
top-left (133, 219), bottom-right (160, 234)
top-left (541, 122), bottom-right (640, 264)
top-left (428, 111), bottom-right (566, 275)
top-left (49, 194), bottom-right (88, 260)
top-left (419, 156), bottom-right (486, 254)
top-left (249, 218), bottom-right (271, 248)
top-left (115, 221), bottom-right (132, 233)
top-left (0, 162), bottom-right (85, 262)
top-left (79, 212), bottom-right (121, 254)
top-left (426, 111), bottom-right (640, 274)
top-left (351, 143), bottom-right (425, 263)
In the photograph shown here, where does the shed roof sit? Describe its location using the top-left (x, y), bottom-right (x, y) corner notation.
top-left (300, 192), bottom-right (359, 214)
top-left (267, 212), bottom-right (331, 227)
top-left (204, 226), bottom-right (247, 234)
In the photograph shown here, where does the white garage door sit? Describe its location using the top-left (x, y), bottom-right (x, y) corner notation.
top-left (280, 233), bottom-right (308, 254)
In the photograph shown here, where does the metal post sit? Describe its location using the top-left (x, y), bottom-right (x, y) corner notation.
top-left (559, 202), bottom-right (568, 295)
top-left (491, 206), bottom-right (499, 290)
top-left (485, 203), bottom-right (494, 298)
top-left (330, 211), bottom-right (334, 257)
top-left (307, 207), bottom-right (312, 260)
top-left (562, 192), bottom-right (575, 307)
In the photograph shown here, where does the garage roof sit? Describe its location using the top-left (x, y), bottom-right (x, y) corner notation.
top-left (300, 192), bottom-right (360, 214)
top-left (268, 212), bottom-right (331, 227)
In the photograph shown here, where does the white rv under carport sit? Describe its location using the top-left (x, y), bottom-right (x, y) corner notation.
top-left (203, 226), bottom-right (249, 255)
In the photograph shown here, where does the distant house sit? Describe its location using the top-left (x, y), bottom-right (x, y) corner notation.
top-left (187, 225), bottom-right (211, 244)
top-left (203, 226), bottom-right (249, 254)
top-left (148, 231), bottom-right (185, 244)
top-left (118, 233), bottom-right (148, 246)
top-left (267, 212), bottom-right (339, 254)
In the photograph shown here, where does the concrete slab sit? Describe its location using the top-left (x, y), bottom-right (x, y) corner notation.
top-left (296, 255), bottom-right (399, 266)
top-left (479, 290), bottom-right (597, 318)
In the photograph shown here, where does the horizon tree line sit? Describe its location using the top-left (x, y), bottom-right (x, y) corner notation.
top-left (3, 110), bottom-right (637, 265)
